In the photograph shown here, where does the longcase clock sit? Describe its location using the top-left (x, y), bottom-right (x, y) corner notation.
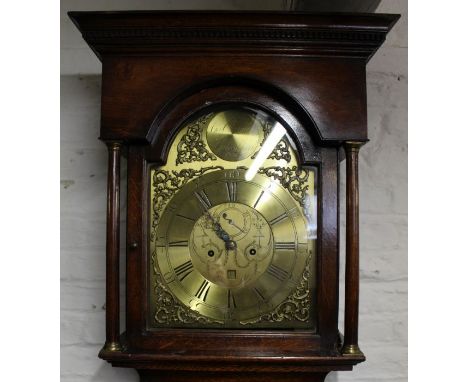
top-left (69, 11), bottom-right (399, 382)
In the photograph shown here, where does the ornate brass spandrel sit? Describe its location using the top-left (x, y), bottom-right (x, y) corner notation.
top-left (268, 139), bottom-right (291, 162)
top-left (240, 253), bottom-right (314, 326)
top-left (257, 166), bottom-right (309, 205)
top-left (175, 113), bottom-right (217, 164)
top-left (150, 166), bottom-right (223, 241)
top-left (153, 262), bottom-right (223, 325)
top-left (257, 165), bottom-right (315, 236)
top-left (252, 120), bottom-right (292, 162)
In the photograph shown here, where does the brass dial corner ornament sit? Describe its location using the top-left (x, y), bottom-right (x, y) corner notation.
top-left (240, 253), bottom-right (313, 326)
top-left (254, 121), bottom-right (292, 163)
top-left (150, 166), bottom-right (223, 239)
top-left (176, 114), bottom-right (217, 165)
top-left (150, 107), bottom-right (317, 329)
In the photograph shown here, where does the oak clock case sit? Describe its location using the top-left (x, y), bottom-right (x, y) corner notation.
top-left (149, 108), bottom-right (317, 329)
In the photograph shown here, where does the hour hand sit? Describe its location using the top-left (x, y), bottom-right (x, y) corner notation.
top-left (201, 210), bottom-right (230, 242)
top-left (212, 220), bottom-right (236, 250)
top-left (212, 220), bottom-right (230, 242)
top-left (205, 215), bottom-right (237, 250)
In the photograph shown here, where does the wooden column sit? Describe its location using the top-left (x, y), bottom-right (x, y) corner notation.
top-left (103, 141), bottom-right (122, 352)
top-left (342, 141), bottom-right (365, 356)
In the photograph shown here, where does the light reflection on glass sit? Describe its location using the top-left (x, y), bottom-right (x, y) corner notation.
top-left (245, 121), bottom-right (286, 181)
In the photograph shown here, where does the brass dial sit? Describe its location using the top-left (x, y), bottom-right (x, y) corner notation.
top-left (154, 169), bottom-right (310, 323)
top-left (206, 110), bottom-right (263, 161)
top-left (149, 107), bottom-right (316, 329)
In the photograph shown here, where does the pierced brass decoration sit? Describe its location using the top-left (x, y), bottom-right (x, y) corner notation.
top-left (150, 166), bottom-right (223, 240)
top-left (269, 139), bottom-right (291, 162)
top-left (256, 166), bottom-right (315, 235)
top-left (257, 166), bottom-right (309, 206)
top-left (153, 264), bottom-right (223, 325)
top-left (176, 114), bottom-right (217, 164)
top-left (240, 255), bottom-right (312, 325)
top-left (253, 122), bottom-right (292, 162)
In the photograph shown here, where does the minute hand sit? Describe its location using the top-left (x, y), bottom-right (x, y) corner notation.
top-left (211, 219), bottom-right (231, 242)
top-left (195, 192), bottom-right (232, 243)
top-left (199, 207), bottom-right (231, 243)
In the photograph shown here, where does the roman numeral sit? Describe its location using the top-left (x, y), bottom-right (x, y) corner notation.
top-left (253, 287), bottom-right (265, 302)
top-left (227, 289), bottom-right (236, 309)
top-left (168, 240), bottom-right (188, 247)
top-left (195, 280), bottom-right (210, 301)
top-left (226, 182), bottom-right (237, 202)
top-left (274, 242), bottom-right (296, 250)
top-left (267, 264), bottom-right (289, 281)
top-left (288, 207), bottom-right (300, 218)
top-left (253, 191), bottom-right (264, 208)
top-left (194, 190), bottom-right (212, 210)
top-left (269, 212), bottom-right (288, 225)
top-left (174, 260), bottom-right (193, 281)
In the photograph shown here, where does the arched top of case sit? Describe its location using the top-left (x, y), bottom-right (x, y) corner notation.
top-left (145, 77), bottom-right (322, 165)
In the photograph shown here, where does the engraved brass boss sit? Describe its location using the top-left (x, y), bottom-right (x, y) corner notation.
top-left (206, 110), bottom-right (263, 161)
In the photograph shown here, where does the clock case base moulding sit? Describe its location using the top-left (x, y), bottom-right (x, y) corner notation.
top-left (100, 341), bottom-right (364, 382)
top-left (69, 10), bottom-right (399, 382)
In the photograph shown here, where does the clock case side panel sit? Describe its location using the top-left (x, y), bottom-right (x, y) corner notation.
top-left (122, 84), bottom-right (341, 359)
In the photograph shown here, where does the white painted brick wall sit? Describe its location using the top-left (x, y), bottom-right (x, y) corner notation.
top-left (61, 1), bottom-right (407, 381)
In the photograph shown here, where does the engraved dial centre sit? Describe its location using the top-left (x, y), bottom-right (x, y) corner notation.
top-left (189, 202), bottom-right (273, 289)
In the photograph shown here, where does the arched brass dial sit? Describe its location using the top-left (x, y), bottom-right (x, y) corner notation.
top-left (149, 107), bottom-right (317, 329)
